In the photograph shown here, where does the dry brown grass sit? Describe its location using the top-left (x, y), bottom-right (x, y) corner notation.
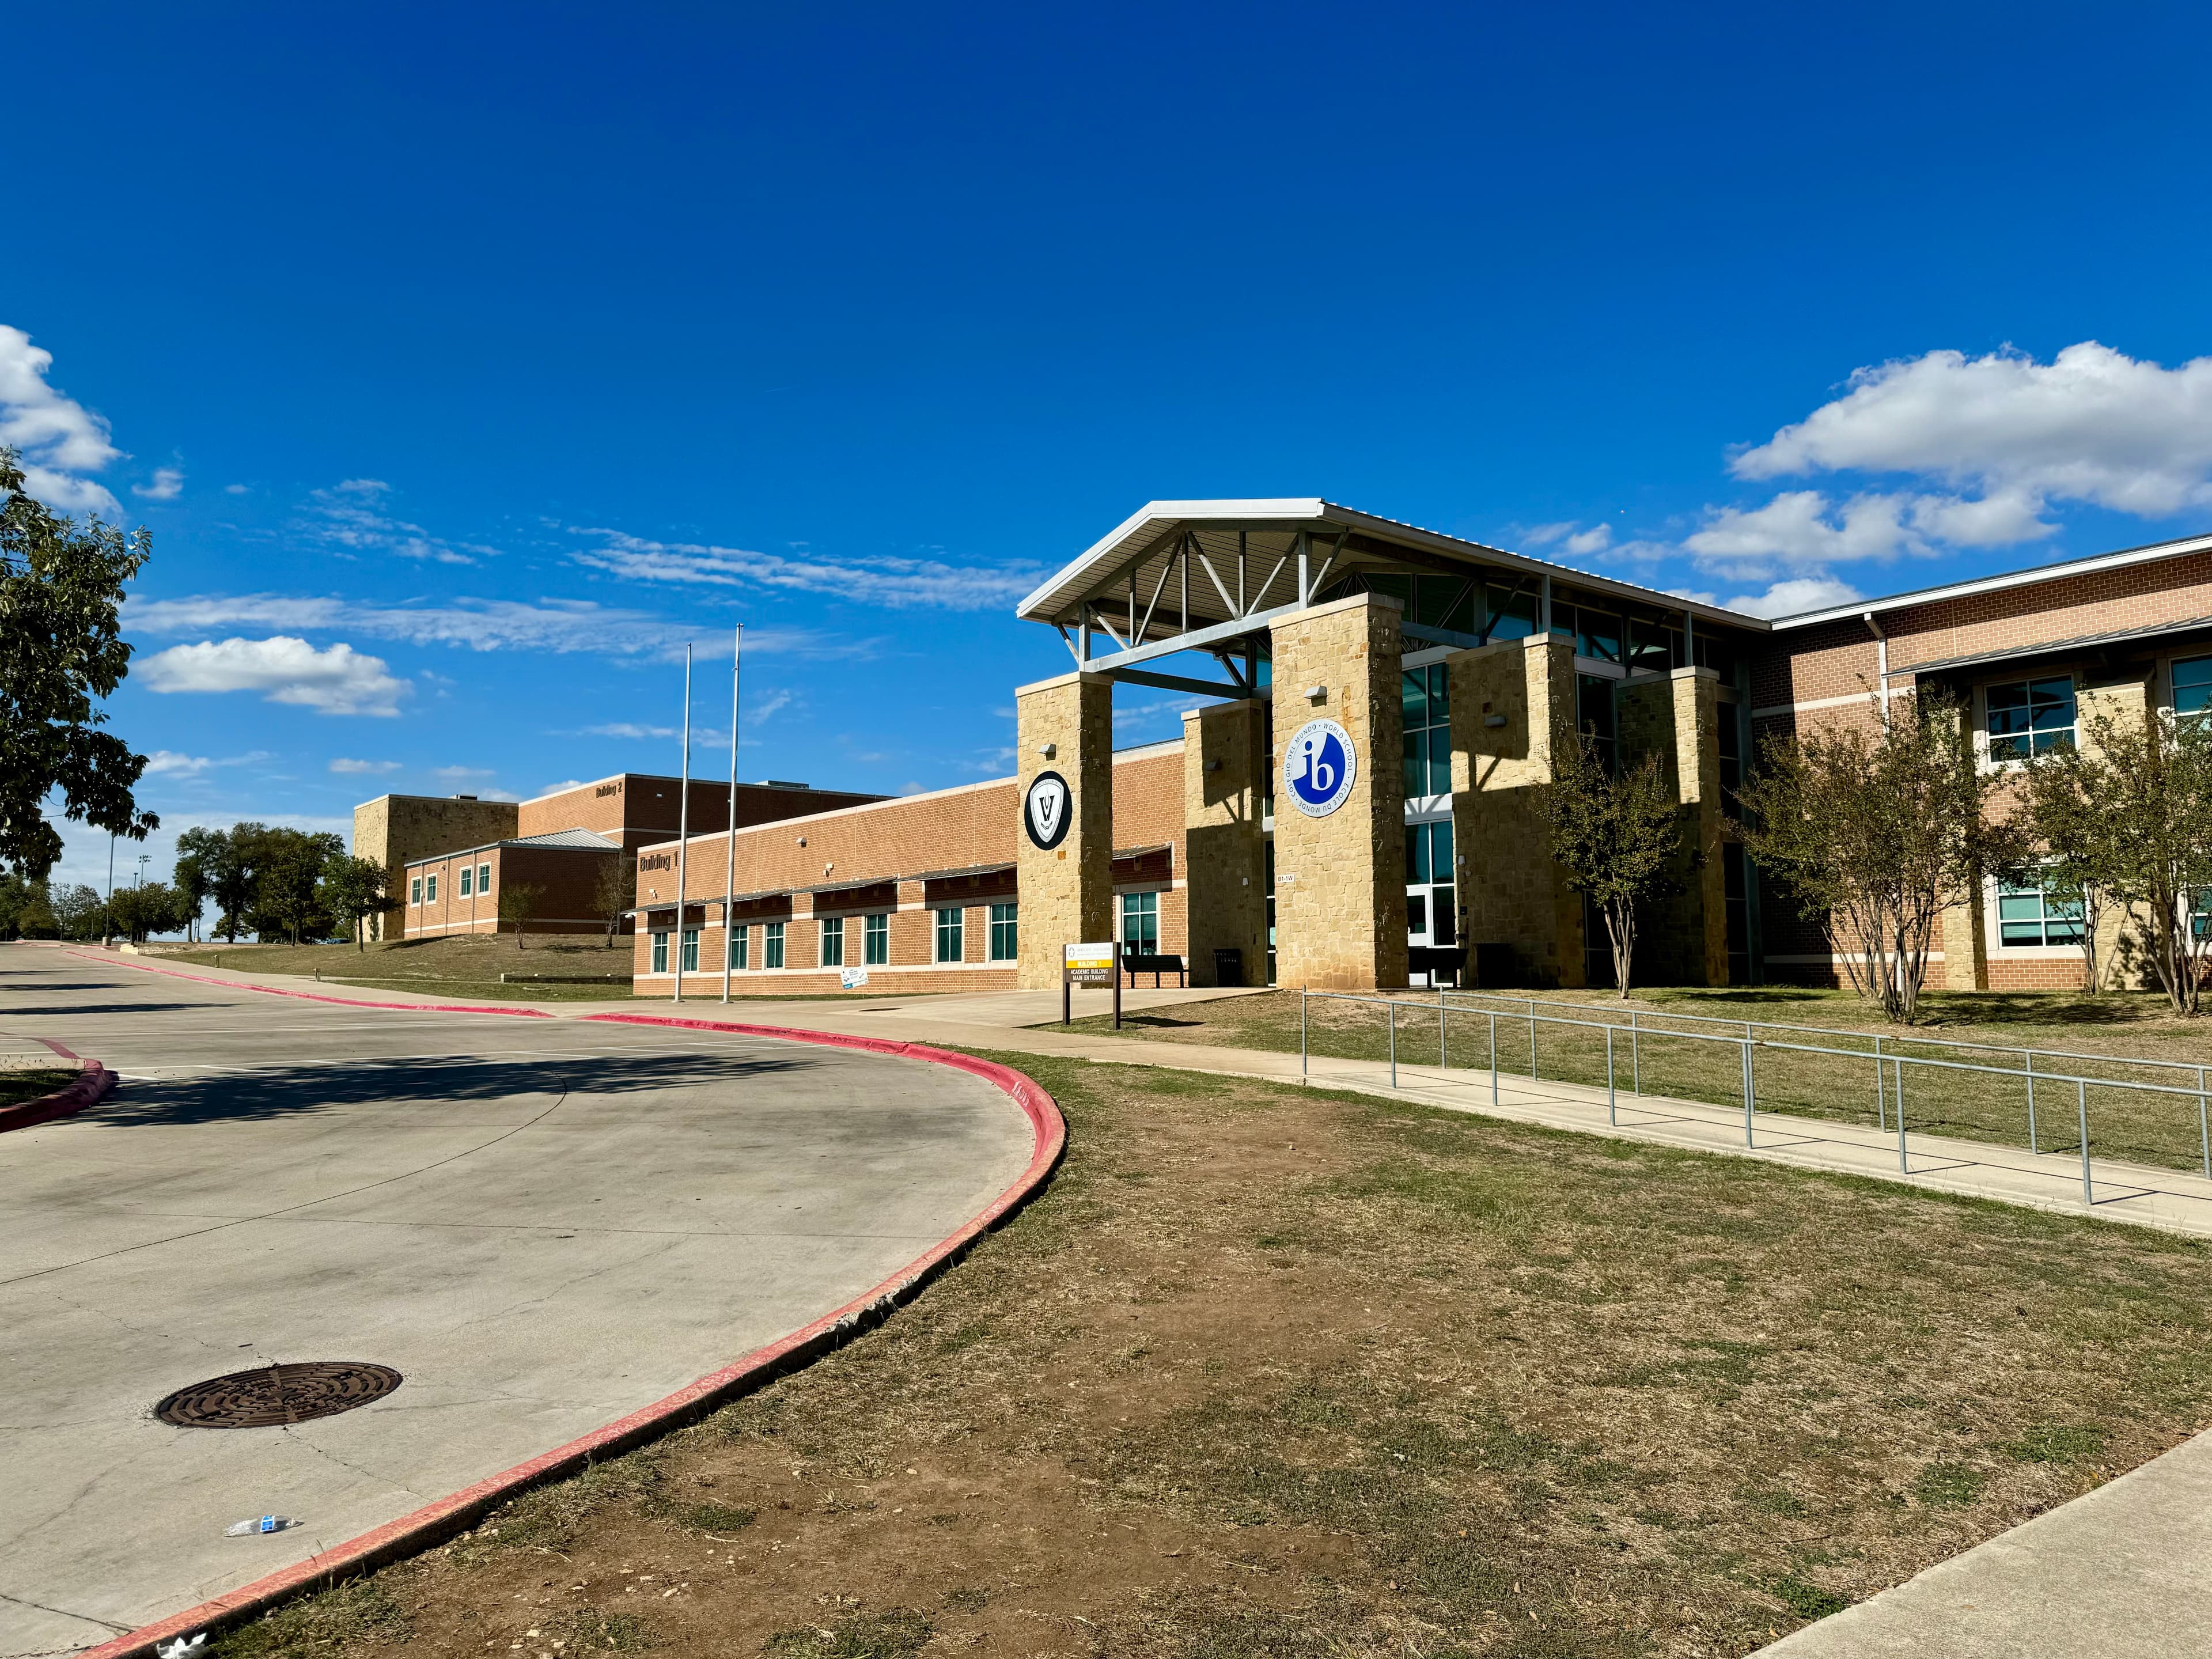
top-left (216, 1052), bottom-right (2212, 1659)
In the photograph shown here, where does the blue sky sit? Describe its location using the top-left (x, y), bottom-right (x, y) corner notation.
top-left (10, 2), bottom-right (2212, 901)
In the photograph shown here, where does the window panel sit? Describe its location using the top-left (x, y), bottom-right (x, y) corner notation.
top-left (989, 901), bottom-right (1018, 961)
top-left (935, 907), bottom-right (964, 963)
top-left (459, 867), bottom-right (472, 897)
top-left (1987, 677), bottom-right (2077, 760)
top-left (680, 928), bottom-right (699, 973)
top-left (1998, 870), bottom-right (2085, 947)
top-left (410, 877), bottom-right (422, 904)
top-left (729, 926), bottom-right (748, 969)
top-left (764, 921), bottom-right (785, 969)
top-left (820, 916), bottom-right (844, 967)
top-left (478, 862), bottom-right (491, 891)
top-left (426, 874), bottom-right (437, 903)
top-left (865, 912), bottom-right (889, 965)
top-left (1120, 891), bottom-right (1158, 953)
top-left (650, 931), bottom-right (669, 975)
top-left (2176, 656), bottom-right (2212, 719)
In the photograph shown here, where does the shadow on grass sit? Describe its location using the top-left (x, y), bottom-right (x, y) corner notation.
top-left (87, 1049), bottom-right (809, 1128)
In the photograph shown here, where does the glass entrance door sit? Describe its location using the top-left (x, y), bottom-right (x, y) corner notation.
top-left (1406, 819), bottom-right (1457, 987)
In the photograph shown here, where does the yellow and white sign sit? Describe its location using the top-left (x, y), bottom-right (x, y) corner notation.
top-left (1063, 941), bottom-right (1116, 985)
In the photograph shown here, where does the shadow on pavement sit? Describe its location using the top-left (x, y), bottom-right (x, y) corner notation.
top-left (1, 1001), bottom-right (236, 1016)
top-left (85, 1050), bottom-right (809, 1128)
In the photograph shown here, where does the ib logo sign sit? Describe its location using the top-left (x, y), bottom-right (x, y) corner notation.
top-left (1023, 770), bottom-right (1072, 849)
top-left (1283, 718), bottom-right (1356, 817)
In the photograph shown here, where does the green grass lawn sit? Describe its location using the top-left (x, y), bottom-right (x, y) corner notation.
top-left (219, 1052), bottom-right (2212, 1659)
top-left (0, 1069), bottom-right (77, 1109)
top-left (1064, 985), bottom-right (2212, 1175)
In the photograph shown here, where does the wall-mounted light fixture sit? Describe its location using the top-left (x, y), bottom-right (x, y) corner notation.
top-left (1038, 742), bottom-right (1057, 759)
top-left (1304, 684), bottom-right (1327, 702)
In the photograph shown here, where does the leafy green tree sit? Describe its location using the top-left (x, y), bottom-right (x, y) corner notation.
top-left (172, 827), bottom-right (222, 943)
top-left (316, 854), bottom-right (390, 950)
top-left (0, 447), bottom-right (156, 879)
top-left (1540, 736), bottom-right (1685, 998)
top-left (0, 873), bottom-right (58, 938)
top-left (49, 882), bottom-right (106, 941)
top-left (108, 880), bottom-right (192, 945)
top-left (499, 880), bottom-right (546, 950)
top-left (250, 828), bottom-right (343, 943)
top-left (204, 823), bottom-right (263, 941)
top-left (1735, 691), bottom-right (2027, 1024)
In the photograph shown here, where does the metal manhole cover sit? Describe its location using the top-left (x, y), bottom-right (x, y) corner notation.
top-left (154, 1361), bottom-right (403, 1428)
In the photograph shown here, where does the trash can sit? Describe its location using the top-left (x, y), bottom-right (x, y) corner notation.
top-left (1211, 946), bottom-right (1243, 988)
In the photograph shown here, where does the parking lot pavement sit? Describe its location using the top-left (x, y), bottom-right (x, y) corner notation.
top-left (0, 945), bottom-right (1038, 1655)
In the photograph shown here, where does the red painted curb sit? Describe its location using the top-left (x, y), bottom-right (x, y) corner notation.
top-left (65, 948), bottom-right (557, 1018)
top-left (0, 1058), bottom-right (116, 1134)
top-left (80, 1015), bottom-right (1063, 1658)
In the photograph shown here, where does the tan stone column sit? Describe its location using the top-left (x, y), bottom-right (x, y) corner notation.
top-left (1268, 594), bottom-right (1407, 991)
top-left (1014, 671), bottom-right (1113, 990)
top-left (1670, 668), bottom-right (1730, 985)
top-left (1449, 633), bottom-right (1583, 987)
top-left (1181, 699), bottom-right (1270, 987)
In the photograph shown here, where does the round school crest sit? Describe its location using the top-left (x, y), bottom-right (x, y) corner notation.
top-left (1283, 718), bottom-right (1357, 817)
top-left (1023, 770), bottom-right (1073, 849)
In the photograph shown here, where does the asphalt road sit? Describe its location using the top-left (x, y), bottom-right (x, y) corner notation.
top-left (0, 945), bottom-right (1036, 1655)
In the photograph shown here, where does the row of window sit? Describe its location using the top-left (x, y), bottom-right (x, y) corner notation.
top-left (409, 862), bottom-right (492, 906)
top-left (1990, 868), bottom-right (2212, 948)
top-left (1984, 657), bottom-right (2212, 762)
top-left (649, 903), bottom-right (1020, 974)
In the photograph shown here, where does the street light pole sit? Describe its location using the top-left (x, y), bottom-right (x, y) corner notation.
top-left (722, 622), bottom-right (741, 1004)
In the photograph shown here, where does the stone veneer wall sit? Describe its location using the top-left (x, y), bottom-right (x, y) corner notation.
top-left (353, 794), bottom-right (520, 942)
top-left (1268, 594), bottom-right (1407, 991)
top-left (1181, 699), bottom-right (1270, 987)
top-left (1617, 667), bottom-right (1728, 986)
top-left (1449, 634), bottom-right (1584, 987)
top-left (1013, 672), bottom-right (1114, 990)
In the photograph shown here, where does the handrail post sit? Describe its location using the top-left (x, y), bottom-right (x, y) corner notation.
top-left (1630, 1008), bottom-right (1640, 1094)
top-left (1489, 1012), bottom-right (1498, 1105)
top-left (2199, 1066), bottom-right (2208, 1180)
top-left (2025, 1050), bottom-right (2038, 1154)
top-left (1388, 999), bottom-right (1397, 1089)
top-left (1301, 988), bottom-right (1308, 1079)
top-left (1530, 1006), bottom-right (1538, 1081)
top-left (1440, 985), bottom-right (1447, 1070)
top-left (1741, 1038), bottom-right (1754, 1147)
top-left (2078, 1078), bottom-right (2092, 1206)
top-left (1607, 1025), bottom-right (1616, 1126)
top-left (1896, 1058), bottom-right (1907, 1173)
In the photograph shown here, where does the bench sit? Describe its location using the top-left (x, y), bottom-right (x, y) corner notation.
top-left (1121, 951), bottom-right (1186, 988)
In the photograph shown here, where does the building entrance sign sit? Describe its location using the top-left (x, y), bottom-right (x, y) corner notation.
top-left (1283, 718), bottom-right (1356, 817)
top-left (1023, 770), bottom-right (1073, 849)
top-left (1062, 940), bottom-right (1121, 1027)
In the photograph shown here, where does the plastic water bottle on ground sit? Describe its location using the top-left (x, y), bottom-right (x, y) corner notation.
top-left (223, 1515), bottom-right (298, 1536)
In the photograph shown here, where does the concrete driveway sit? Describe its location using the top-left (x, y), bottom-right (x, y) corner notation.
top-left (0, 945), bottom-right (1038, 1655)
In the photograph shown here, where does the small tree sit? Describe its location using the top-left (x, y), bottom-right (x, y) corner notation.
top-left (108, 880), bottom-right (191, 945)
top-left (593, 854), bottom-right (637, 948)
top-left (499, 880), bottom-right (545, 949)
top-left (2033, 707), bottom-right (2212, 1014)
top-left (1735, 690), bottom-right (2026, 1024)
top-left (2017, 744), bottom-right (2126, 993)
top-left (50, 882), bottom-right (106, 941)
top-left (0, 873), bottom-right (56, 938)
top-left (316, 854), bottom-right (391, 951)
top-left (1540, 736), bottom-right (1685, 998)
top-left (172, 826), bottom-right (223, 944)
top-left (203, 822), bottom-right (263, 941)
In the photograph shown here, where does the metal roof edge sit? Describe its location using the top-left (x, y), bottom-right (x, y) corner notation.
top-left (1767, 531), bottom-right (2212, 631)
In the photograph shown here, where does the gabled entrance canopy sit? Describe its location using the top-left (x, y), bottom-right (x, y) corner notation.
top-left (1015, 499), bottom-right (1767, 698)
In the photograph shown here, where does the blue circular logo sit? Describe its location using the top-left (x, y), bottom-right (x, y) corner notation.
top-left (1283, 718), bottom-right (1356, 816)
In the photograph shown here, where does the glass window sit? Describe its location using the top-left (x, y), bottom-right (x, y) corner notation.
top-left (989, 901), bottom-right (1018, 961)
top-left (820, 916), bottom-right (844, 967)
top-left (650, 930), bottom-right (669, 975)
top-left (459, 866), bottom-right (472, 897)
top-left (1401, 664), bottom-right (1451, 796)
top-left (864, 912), bottom-right (889, 964)
top-left (2193, 888), bottom-right (2212, 942)
top-left (1987, 677), bottom-right (2076, 760)
top-left (1120, 891), bottom-right (1158, 953)
top-left (680, 927), bottom-right (699, 972)
top-left (426, 873), bottom-right (437, 903)
top-left (1998, 869), bottom-right (2085, 948)
top-left (410, 876), bottom-right (422, 905)
top-left (935, 907), bottom-right (964, 963)
top-left (2176, 656), bottom-right (2212, 721)
top-left (478, 862), bottom-right (491, 891)
top-left (730, 925), bottom-right (748, 969)
top-left (1264, 838), bottom-right (1277, 985)
top-left (1575, 606), bottom-right (1622, 666)
top-left (1483, 583), bottom-right (1537, 642)
top-left (1718, 706), bottom-right (1743, 819)
top-left (1577, 676), bottom-right (1616, 773)
top-left (764, 920), bottom-right (786, 968)
top-left (1723, 843), bottom-right (1751, 985)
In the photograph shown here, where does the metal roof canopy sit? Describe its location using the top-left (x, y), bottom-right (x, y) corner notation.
top-left (1016, 499), bottom-right (1770, 698)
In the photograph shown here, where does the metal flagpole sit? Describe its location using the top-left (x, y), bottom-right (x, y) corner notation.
top-left (673, 643), bottom-right (692, 1004)
top-left (722, 623), bottom-right (741, 1003)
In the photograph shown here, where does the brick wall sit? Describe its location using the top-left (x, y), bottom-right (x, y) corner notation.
top-left (401, 842), bottom-right (616, 939)
top-left (354, 794), bottom-right (520, 941)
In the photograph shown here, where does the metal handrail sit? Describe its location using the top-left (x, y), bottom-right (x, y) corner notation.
top-left (1297, 986), bottom-right (2212, 1206)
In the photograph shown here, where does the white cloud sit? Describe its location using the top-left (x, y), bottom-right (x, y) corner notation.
top-left (0, 324), bottom-right (123, 516)
top-left (143, 748), bottom-right (271, 777)
top-left (134, 467), bottom-right (184, 501)
top-left (139, 636), bottom-right (410, 716)
top-left (126, 591), bottom-right (844, 661)
top-left (225, 483), bottom-right (251, 495)
top-left (570, 527), bottom-right (1044, 611)
top-left (433, 764), bottom-right (494, 780)
top-left (329, 757), bottom-right (402, 774)
top-left (298, 478), bottom-right (494, 566)
top-left (583, 722), bottom-right (676, 739)
top-left (747, 688), bottom-right (795, 726)
top-left (1683, 490), bottom-right (1917, 577)
top-left (1734, 341), bottom-right (2212, 520)
top-left (1722, 577), bottom-right (1865, 619)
